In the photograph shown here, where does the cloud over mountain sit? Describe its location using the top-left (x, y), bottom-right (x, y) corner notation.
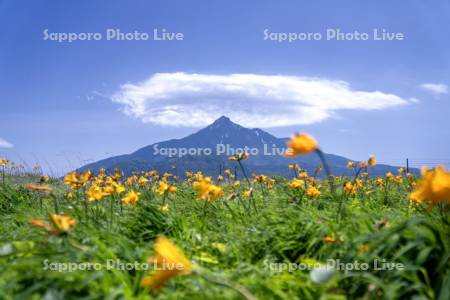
top-left (112, 73), bottom-right (411, 128)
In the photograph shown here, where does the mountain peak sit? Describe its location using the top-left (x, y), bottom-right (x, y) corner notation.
top-left (212, 115), bottom-right (232, 125)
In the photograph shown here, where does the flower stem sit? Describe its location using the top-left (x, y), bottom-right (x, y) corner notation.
top-left (315, 149), bottom-right (335, 194)
top-left (197, 270), bottom-right (257, 300)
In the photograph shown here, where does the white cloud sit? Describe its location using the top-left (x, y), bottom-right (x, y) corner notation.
top-left (112, 72), bottom-right (411, 128)
top-left (420, 83), bottom-right (448, 95)
top-left (409, 97), bottom-right (421, 104)
top-left (0, 137), bottom-right (13, 148)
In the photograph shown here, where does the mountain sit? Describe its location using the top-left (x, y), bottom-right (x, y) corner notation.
top-left (78, 116), bottom-right (412, 177)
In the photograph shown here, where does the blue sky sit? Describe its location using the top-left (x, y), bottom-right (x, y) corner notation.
top-left (1, 0), bottom-right (449, 175)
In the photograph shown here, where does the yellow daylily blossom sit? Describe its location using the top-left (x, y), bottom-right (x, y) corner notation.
top-left (155, 180), bottom-right (177, 195)
top-left (306, 186), bottom-right (321, 199)
top-left (288, 178), bottom-right (305, 190)
top-left (25, 184), bottom-right (52, 192)
top-left (285, 133), bottom-right (318, 157)
top-left (243, 188), bottom-right (253, 198)
top-left (395, 175), bottom-right (403, 184)
top-left (141, 236), bottom-right (193, 290)
top-left (193, 177), bottom-right (223, 202)
top-left (253, 174), bottom-right (267, 183)
top-left (138, 176), bottom-right (149, 187)
top-left (343, 182), bottom-right (356, 194)
top-left (64, 172), bottom-right (81, 189)
top-left (0, 158), bottom-right (9, 166)
top-left (122, 190), bottom-right (140, 206)
top-left (86, 185), bottom-right (107, 202)
top-left (30, 213), bottom-right (76, 236)
top-left (228, 152), bottom-right (249, 161)
top-left (409, 165), bottom-right (450, 206)
top-left (375, 178), bottom-right (384, 186)
top-left (40, 175), bottom-right (49, 183)
top-left (368, 155), bottom-right (376, 167)
top-left (105, 182), bottom-right (126, 195)
top-left (321, 237), bottom-right (337, 244)
top-left (80, 171), bottom-right (92, 184)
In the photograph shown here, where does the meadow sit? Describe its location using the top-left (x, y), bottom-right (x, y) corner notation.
top-left (0, 134), bottom-right (449, 300)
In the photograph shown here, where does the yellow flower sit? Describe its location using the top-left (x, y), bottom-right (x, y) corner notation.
top-left (355, 178), bottom-right (363, 188)
top-left (224, 169), bottom-right (231, 175)
top-left (343, 182), bottom-right (356, 194)
top-left (156, 180), bottom-right (169, 195)
top-left (398, 167), bottom-right (405, 174)
top-left (86, 185), bottom-right (107, 202)
top-left (409, 166), bottom-right (450, 206)
top-left (49, 213), bottom-right (77, 233)
top-left (126, 175), bottom-right (138, 185)
top-left (105, 182), bottom-right (126, 195)
top-left (25, 184), bottom-right (52, 192)
top-left (358, 244), bottom-right (369, 253)
top-left (243, 188), bottom-right (253, 198)
top-left (233, 180), bottom-right (241, 187)
top-left (160, 203), bottom-right (169, 212)
top-left (285, 133), bottom-right (318, 157)
top-left (217, 175), bottom-right (224, 181)
top-left (288, 178), bottom-right (305, 190)
top-left (321, 237), bottom-right (336, 244)
top-left (386, 172), bottom-right (394, 180)
top-left (395, 175), bottom-right (403, 184)
top-left (228, 152), bottom-right (249, 161)
top-left (368, 155), bottom-right (376, 167)
top-left (64, 172), bottom-right (81, 189)
top-left (267, 178), bottom-right (276, 189)
top-left (208, 185), bottom-right (224, 201)
top-left (298, 171), bottom-right (308, 179)
top-left (147, 170), bottom-right (159, 178)
top-left (113, 169), bottom-right (123, 180)
top-left (375, 178), bottom-right (384, 186)
top-left (138, 176), bottom-right (149, 187)
top-left (193, 177), bottom-right (223, 202)
top-left (253, 174), bottom-right (267, 183)
top-left (141, 236), bottom-right (193, 290)
top-left (306, 186), bottom-right (321, 199)
top-left (80, 171), bottom-right (92, 184)
top-left (163, 172), bottom-right (173, 179)
top-left (30, 213), bottom-right (76, 236)
top-left (40, 175), bottom-right (49, 183)
top-left (347, 161), bottom-right (354, 168)
top-left (122, 190), bottom-right (140, 206)
top-left (155, 180), bottom-right (177, 195)
top-left (0, 158), bottom-right (9, 166)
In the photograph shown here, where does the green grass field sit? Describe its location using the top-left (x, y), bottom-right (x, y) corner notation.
top-left (0, 166), bottom-right (449, 300)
